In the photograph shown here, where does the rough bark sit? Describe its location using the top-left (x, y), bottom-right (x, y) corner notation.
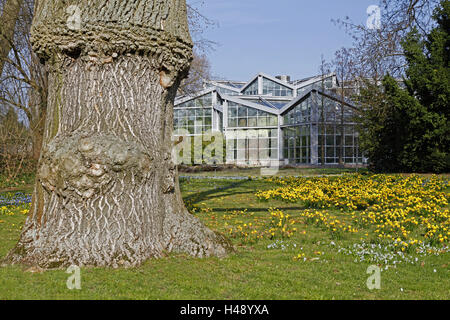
top-left (29, 56), bottom-right (48, 161)
top-left (0, 0), bottom-right (24, 75)
top-left (5, 0), bottom-right (232, 269)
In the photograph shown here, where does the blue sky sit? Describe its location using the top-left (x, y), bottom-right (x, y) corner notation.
top-left (190, 0), bottom-right (377, 81)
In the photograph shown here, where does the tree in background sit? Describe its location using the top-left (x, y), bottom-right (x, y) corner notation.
top-left (333, 47), bottom-right (357, 165)
top-left (358, 0), bottom-right (449, 173)
top-left (334, 0), bottom-right (441, 81)
top-left (0, 105), bottom-right (31, 178)
top-left (178, 3), bottom-right (215, 96)
top-left (0, 0), bottom-right (23, 74)
top-left (318, 55), bottom-right (331, 165)
top-left (177, 51), bottom-right (211, 96)
top-left (0, 0), bottom-right (47, 162)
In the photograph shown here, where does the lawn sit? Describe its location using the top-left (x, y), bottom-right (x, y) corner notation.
top-left (0, 171), bottom-right (448, 300)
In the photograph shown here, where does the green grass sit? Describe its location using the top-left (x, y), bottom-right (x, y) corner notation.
top-left (0, 176), bottom-right (448, 300)
top-left (180, 166), bottom-right (365, 177)
top-left (0, 172), bottom-right (35, 192)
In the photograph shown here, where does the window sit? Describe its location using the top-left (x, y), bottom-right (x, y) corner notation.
top-left (176, 93), bottom-right (213, 109)
top-left (242, 80), bottom-right (259, 95)
top-left (283, 98), bottom-right (311, 125)
top-left (317, 122), bottom-right (363, 164)
top-left (297, 81), bottom-right (321, 96)
top-left (217, 87), bottom-right (240, 96)
top-left (297, 77), bottom-right (333, 96)
top-left (226, 129), bottom-right (279, 163)
top-left (283, 126), bottom-right (311, 164)
top-left (174, 96), bottom-right (213, 135)
top-left (262, 78), bottom-right (293, 97)
top-left (227, 102), bottom-right (278, 128)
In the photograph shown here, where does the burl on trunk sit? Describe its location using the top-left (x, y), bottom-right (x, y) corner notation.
top-left (5, 0), bottom-right (232, 269)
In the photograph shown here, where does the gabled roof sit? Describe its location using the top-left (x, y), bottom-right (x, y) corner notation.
top-left (210, 82), bottom-right (241, 94)
top-left (221, 94), bottom-right (279, 115)
top-left (238, 73), bottom-right (259, 92)
top-left (174, 87), bottom-right (216, 106)
top-left (278, 90), bottom-right (313, 114)
top-left (173, 73), bottom-right (357, 116)
top-left (290, 75), bottom-right (317, 86)
top-left (239, 72), bottom-right (295, 93)
top-left (259, 72), bottom-right (296, 90)
top-left (293, 73), bottom-right (336, 90)
top-left (253, 97), bottom-right (289, 110)
top-left (279, 88), bottom-right (359, 115)
top-left (211, 80), bottom-right (246, 89)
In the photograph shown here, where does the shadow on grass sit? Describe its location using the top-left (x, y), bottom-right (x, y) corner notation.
top-left (182, 180), bottom-right (250, 205)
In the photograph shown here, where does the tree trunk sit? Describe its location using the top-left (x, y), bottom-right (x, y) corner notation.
top-left (339, 83), bottom-right (345, 166)
top-left (29, 55), bottom-right (48, 162)
top-left (5, 0), bottom-right (232, 269)
top-left (30, 103), bottom-right (45, 161)
top-left (0, 0), bottom-right (24, 75)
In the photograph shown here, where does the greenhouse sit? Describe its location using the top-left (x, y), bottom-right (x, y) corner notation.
top-left (174, 72), bottom-right (365, 166)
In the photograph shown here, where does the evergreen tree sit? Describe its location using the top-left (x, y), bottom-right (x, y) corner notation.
top-left (359, 0), bottom-right (450, 173)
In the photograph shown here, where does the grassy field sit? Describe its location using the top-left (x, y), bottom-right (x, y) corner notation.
top-left (179, 166), bottom-right (365, 177)
top-left (0, 171), bottom-right (448, 300)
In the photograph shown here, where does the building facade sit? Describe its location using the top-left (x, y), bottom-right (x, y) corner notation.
top-left (174, 72), bottom-right (365, 166)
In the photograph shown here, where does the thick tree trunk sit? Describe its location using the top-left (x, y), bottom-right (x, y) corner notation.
top-left (5, 0), bottom-right (232, 269)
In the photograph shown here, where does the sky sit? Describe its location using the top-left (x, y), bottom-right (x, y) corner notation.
top-left (190, 0), bottom-right (378, 82)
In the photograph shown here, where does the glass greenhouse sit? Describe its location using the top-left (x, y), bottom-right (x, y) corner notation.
top-left (174, 72), bottom-right (366, 166)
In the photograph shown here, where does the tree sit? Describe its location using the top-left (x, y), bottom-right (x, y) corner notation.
top-left (318, 55), bottom-right (331, 165)
top-left (0, 0), bottom-right (24, 75)
top-left (177, 3), bottom-right (216, 96)
top-left (358, 0), bottom-right (449, 173)
top-left (0, 104), bottom-right (31, 178)
top-left (5, 0), bottom-right (232, 269)
top-left (334, 0), bottom-right (441, 81)
top-left (0, 0), bottom-right (48, 161)
top-left (333, 47), bottom-right (357, 165)
top-left (177, 51), bottom-right (211, 96)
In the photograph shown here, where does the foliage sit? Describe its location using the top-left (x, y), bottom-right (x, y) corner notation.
top-left (0, 106), bottom-right (35, 179)
top-left (357, 1), bottom-right (450, 173)
top-left (333, 0), bottom-right (441, 80)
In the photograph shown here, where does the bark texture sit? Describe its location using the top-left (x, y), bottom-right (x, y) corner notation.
top-left (5, 0), bottom-right (232, 269)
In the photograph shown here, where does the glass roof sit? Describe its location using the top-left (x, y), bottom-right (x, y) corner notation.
top-left (247, 98), bottom-right (289, 110)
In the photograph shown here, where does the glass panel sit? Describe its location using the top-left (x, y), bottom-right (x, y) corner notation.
top-left (238, 118), bottom-right (247, 127)
top-left (283, 97), bottom-right (312, 125)
top-left (226, 129), bottom-right (279, 162)
top-left (243, 79), bottom-right (259, 95)
top-left (262, 78), bottom-right (293, 97)
top-left (283, 125), bottom-right (311, 164)
top-left (248, 117), bottom-right (257, 127)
